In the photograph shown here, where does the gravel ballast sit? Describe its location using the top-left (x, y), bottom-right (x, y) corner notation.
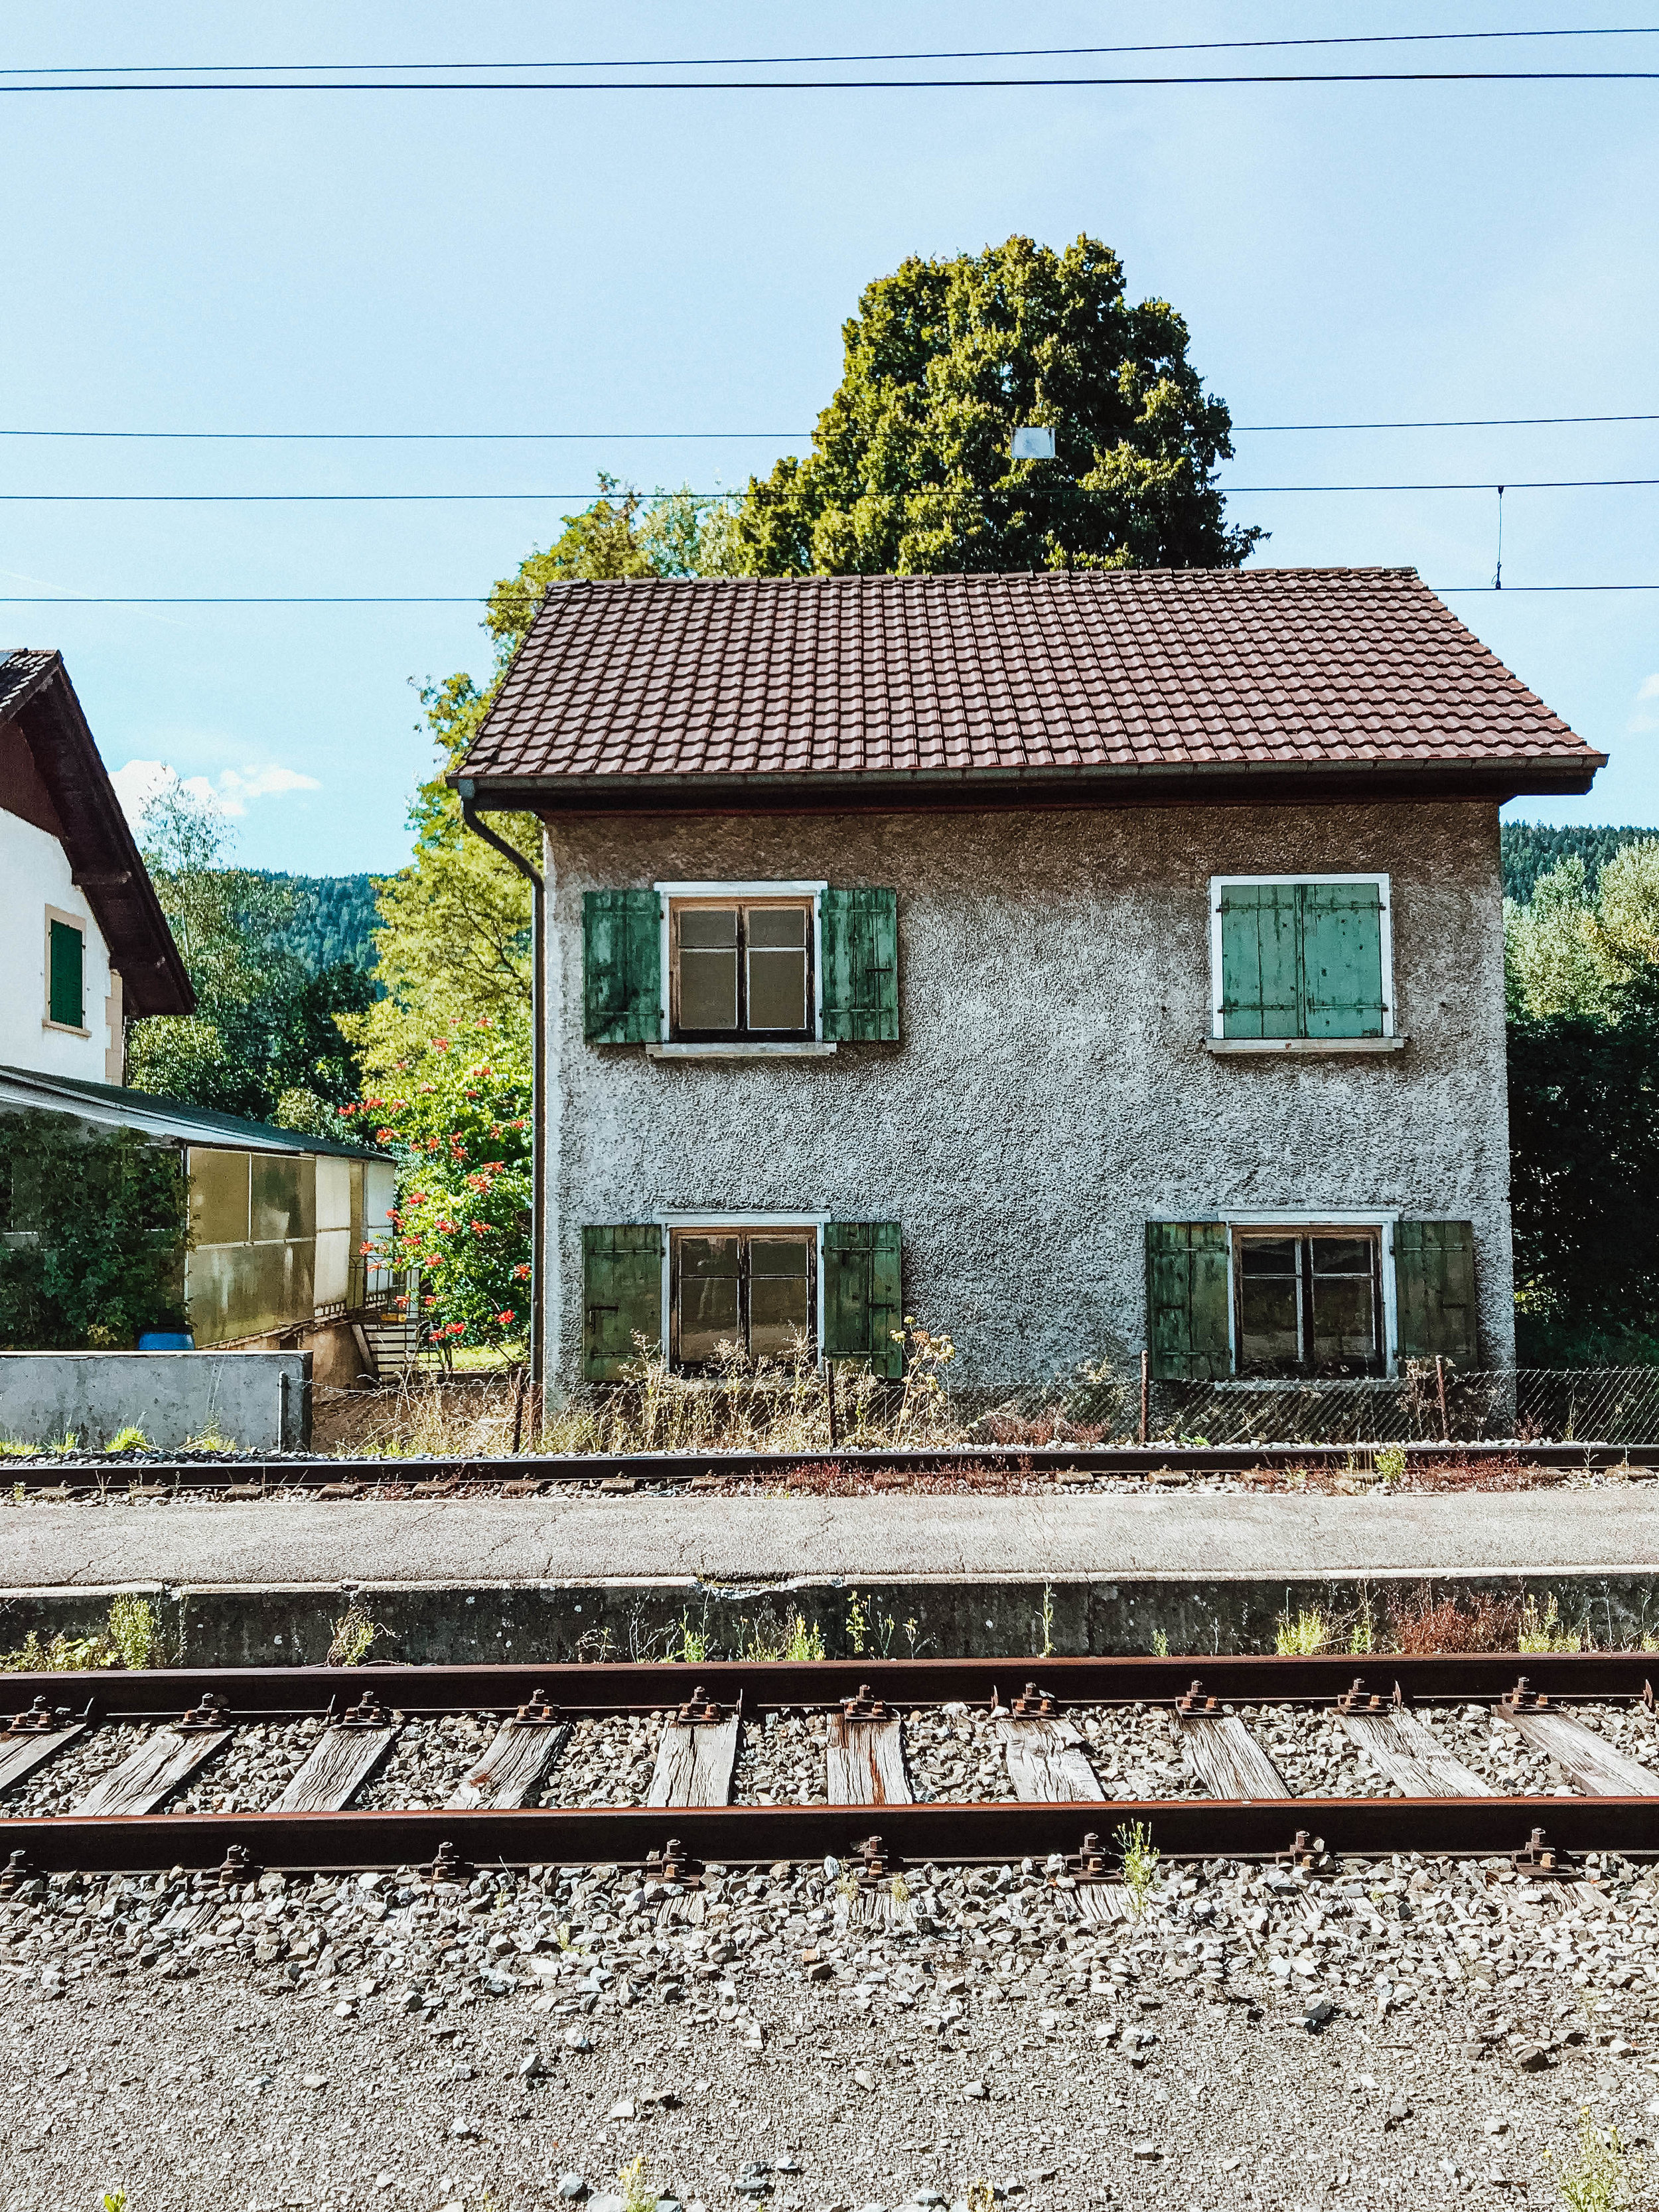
top-left (5, 1844), bottom-right (1659, 2212)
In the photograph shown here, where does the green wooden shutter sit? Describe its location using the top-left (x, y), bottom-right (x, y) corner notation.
top-left (582, 1223), bottom-right (664, 1380)
top-left (822, 1220), bottom-right (903, 1376)
top-left (1394, 1219), bottom-right (1477, 1363)
top-left (1145, 1220), bottom-right (1232, 1380)
top-left (821, 888), bottom-right (899, 1043)
top-left (1301, 882), bottom-right (1384, 1039)
top-left (583, 889), bottom-right (662, 1044)
top-left (1219, 885), bottom-right (1299, 1039)
top-left (48, 920), bottom-right (84, 1029)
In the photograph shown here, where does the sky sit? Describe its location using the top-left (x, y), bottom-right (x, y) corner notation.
top-left (2, 1), bottom-right (1656, 873)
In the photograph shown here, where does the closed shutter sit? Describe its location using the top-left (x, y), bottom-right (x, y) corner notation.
top-left (1394, 1219), bottom-right (1477, 1363)
top-left (582, 1224), bottom-right (664, 1380)
top-left (1218, 885), bottom-right (1299, 1039)
top-left (821, 888), bottom-right (899, 1043)
top-left (48, 920), bottom-right (84, 1029)
top-left (1145, 1220), bottom-right (1232, 1380)
top-left (1301, 881), bottom-right (1385, 1038)
top-left (583, 890), bottom-right (662, 1043)
top-left (822, 1220), bottom-right (903, 1376)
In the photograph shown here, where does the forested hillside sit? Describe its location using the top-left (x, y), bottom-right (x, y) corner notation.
top-left (1501, 824), bottom-right (1651, 905)
top-left (254, 871), bottom-right (381, 974)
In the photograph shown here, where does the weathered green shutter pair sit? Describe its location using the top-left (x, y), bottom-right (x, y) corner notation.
top-left (582, 1221), bottom-right (902, 1382)
top-left (1220, 880), bottom-right (1385, 1039)
top-left (582, 887), bottom-right (899, 1043)
top-left (1145, 1219), bottom-right (1477, 1379)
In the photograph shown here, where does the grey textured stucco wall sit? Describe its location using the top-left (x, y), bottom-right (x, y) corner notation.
top-left (541, 800), bottom-right (1513, 1389)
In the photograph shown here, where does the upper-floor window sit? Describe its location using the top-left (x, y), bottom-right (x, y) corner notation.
top-left (671, 897), bottom-right (815, 1043)
top-left (1210, 873), bottom-right (1393, 1041)
top-left (44, 911), bottom-right (86, 1033)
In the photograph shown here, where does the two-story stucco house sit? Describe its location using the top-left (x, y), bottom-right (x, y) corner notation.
top-left (452, 567), bottom-right (1603, 1397)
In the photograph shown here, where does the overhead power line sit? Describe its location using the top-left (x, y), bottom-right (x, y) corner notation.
top-left (2, 583), bottom-right (1658, 605)
top-left (3, 411), bottom-right (1657, 440)
top-left (5, 69), bottom-right (1659, 92)
top-left (4, 477), bottom-right (1657, 502)
top-left (7, 26), bottom-right (1658, 74)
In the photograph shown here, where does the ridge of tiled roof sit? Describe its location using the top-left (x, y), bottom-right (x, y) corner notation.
top-left (458, 566), bottom-right (1604, 799)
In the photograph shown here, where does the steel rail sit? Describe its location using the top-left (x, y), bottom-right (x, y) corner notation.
top-left (9, 1438), bottom-right (1655, 1493)
top-left (5, 1796), bottom-right (1656, 1879)
top-left (6, 1656), bottom-right (1659, 1874)
top-left (4, 1654), bottom-right (1657, 1720)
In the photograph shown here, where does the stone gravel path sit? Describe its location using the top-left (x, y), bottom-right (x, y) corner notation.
top-left (5, 1844), bottom-right (1659, 2212)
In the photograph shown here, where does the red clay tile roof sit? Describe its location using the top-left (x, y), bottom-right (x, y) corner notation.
top-left (459, 566), bottom-right (1603, 800)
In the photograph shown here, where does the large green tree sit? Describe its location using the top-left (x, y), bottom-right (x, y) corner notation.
top-left (124, 777), bottom-right (372, 1132)
top-left (729, 234), bottom-right (1260, 577)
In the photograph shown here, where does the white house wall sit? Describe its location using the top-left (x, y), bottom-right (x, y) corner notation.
top-left (0, 812), bottom-right (121, 1082)
top-left (541, 799), bottom-right (1515, 1391)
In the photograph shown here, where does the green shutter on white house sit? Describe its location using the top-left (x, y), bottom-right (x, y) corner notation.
top-left (1218, 881), bottom-right (1384, 1040)
top-left (822, 1220), bottom-right (903, 1376)
top-left (821, 888), bottom-right (899, 1043)
top-left (48, 920), bottom-right (84, 1029)
top-left (1145, 1220), bottom-right (1232, 1380)
top-left (1394, 1219), bottom-right (1478, 1363)
top-left (583, 890), bottom-right (662, 1044)
top-left (582, 1224), bottom-right (664, 1380)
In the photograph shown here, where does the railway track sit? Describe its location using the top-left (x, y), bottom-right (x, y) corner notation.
top-left (8, 1438), bottom-right (1656, 1495)
top-left (4, 1656), bottom-right (1658, 1883)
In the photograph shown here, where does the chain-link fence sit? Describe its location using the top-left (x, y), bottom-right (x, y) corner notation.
top-left (1136, 1365), bottom-right (1659, 1449)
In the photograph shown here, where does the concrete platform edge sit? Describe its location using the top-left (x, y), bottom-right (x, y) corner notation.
top-left (6, 1570), bottom-right (1659, 1668)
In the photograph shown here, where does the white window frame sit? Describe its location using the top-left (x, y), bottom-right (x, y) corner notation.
top-left (1208, 873), bottom-right (1395, 1042)
top-left (1219, 1207), bottom-right (1401, 1376)
top-left (651, 880), bottom-right (829, 1055)
top-left (654, 1209), bottom-right (830, 1366)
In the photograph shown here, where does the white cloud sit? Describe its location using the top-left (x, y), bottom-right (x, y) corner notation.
top-left (1630, 674), bottom-right (1659, 735)
top-left (110, 757), bottom-right (321, 826)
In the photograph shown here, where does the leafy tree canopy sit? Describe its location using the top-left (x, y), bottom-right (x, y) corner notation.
top-left (124, 776), bottom-right (372, 1135)
top-left (728, 233), bottom-right (1261, 577)
top-left (1505, 839), bottom-right (1659, 1021)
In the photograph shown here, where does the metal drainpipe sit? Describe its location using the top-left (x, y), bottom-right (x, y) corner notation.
top-left (459, 790), bottom-right (545, 1389)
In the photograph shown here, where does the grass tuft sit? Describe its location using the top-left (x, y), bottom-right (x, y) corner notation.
top-left (1545, 2108), bottom-right (1639, 2211)
top-left (1275, 1607), bottom-right (1333, 1657)
top-left (0, 1596), bottom-right (157, 1674)
top-left (1521, 1593), bottom-right (1586, 1654)
top-left (1115, 1818), bottom-right (1160, 1917)
top-left (104, 1426), bottom-right (149, 1453)
top-left (326, 1603), bottom-right (387, 1666)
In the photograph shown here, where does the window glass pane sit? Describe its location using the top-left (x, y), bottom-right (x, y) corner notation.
top-left (677, 908), bottom-right (739, 1031)
top-left (1239, 1279), bottom-right (1300, 1370)
top-left (1240, 1238), bottom-right (1298, 1278)
top-left (1310, 1274), bottom-right (1377, 1368)
top-left (1310, 1237), bottom-right (1372, 1276)
top-left (678, 1235), bottom-right (740, 1362)
top-left (747, 907), bottom-right (809, 1032)
top-left (749, 1234), bottom-right (813, 1358)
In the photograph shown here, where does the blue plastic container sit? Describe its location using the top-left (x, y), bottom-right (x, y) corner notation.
top-left (136, 1331), bottom-right (195, 1351)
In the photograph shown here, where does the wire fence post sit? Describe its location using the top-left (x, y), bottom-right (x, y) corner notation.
top-left (827, 1361), bottom-right (839, 1450)
top-left (1139, 1350), bottom-right (1150, 1447)
top-left (1435, 1355), bottom-right (1449, 1441)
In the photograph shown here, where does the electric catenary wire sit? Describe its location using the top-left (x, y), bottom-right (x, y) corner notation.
top-left (3, 411), bottom-right (1658, 440)
top-left (5, 68), bottom-right (1659, 93)
top-left (3, 477), bottom-right (1657, 502)
top-left (2, 583), bottom-right (1657, 604)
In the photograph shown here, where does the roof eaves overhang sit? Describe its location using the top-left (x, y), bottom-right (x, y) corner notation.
top-left (9, 655), bottom-right (195, 1018)
top-left (455, 749), bottom-right (1606, 816)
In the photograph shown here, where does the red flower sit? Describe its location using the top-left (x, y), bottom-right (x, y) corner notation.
top-left (494, 1309), bottom-right (516, 1327)
top-left (512, 1263), bottom-right (532, 1280)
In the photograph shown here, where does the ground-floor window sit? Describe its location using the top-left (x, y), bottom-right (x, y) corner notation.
top-left (1235, 1229), bottom-right (1384, 1377)
top-left (670, 1226), bottom-right (817, 1368)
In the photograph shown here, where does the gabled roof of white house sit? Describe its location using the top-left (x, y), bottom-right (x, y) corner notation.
top-left (0, 650), bottom-right (194, 1015)
top-left (455, 566), bottom-right (1603, 812)
top-left (0, 1064), bottom-right (392, 1161)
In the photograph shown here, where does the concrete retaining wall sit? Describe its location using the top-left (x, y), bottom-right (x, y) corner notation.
top-left (7, 1568), bottom-right (1654, 1669)
top-left (0, 1349), bottom-right (311, 1453)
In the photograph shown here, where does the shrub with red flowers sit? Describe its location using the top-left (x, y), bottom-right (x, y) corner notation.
top-left (337, 1017), bottom-right (531, 1354)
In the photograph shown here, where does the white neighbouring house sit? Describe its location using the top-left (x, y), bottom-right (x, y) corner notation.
top-left (0, 648), bottom-right (400, 1379)
top-left (0, 648), bottom-right (194, 1073)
